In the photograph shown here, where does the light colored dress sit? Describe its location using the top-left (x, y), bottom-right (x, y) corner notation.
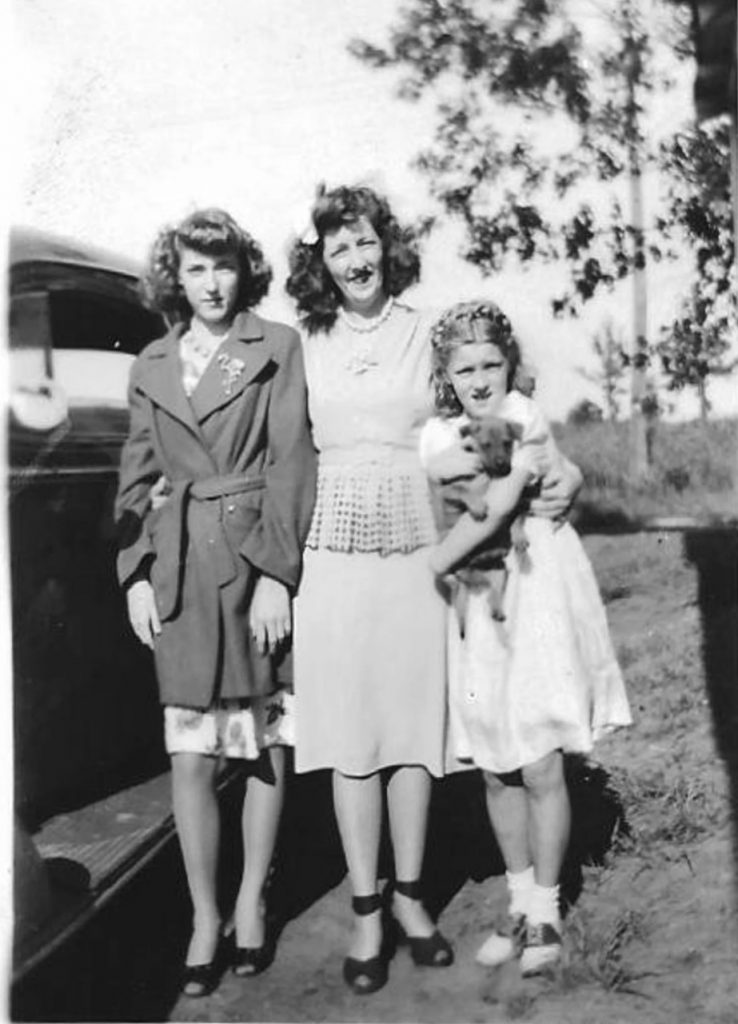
top-left (419, 391), bottom-right (632, 775)
top-left (293, 300), bottom-right (448, 776)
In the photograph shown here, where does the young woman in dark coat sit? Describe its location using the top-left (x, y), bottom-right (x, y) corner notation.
top-left (115, 209), bottom-right (316, 996)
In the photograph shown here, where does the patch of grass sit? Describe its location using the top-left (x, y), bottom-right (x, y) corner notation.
top-left (553, 417), bottom-right (738, 525)
top-left (609, 764), bottom-right (727, 849)
top-left (560, 907), bottom-right (648, 994)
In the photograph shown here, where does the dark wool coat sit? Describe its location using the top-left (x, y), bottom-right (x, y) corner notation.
top-left (115, 311), bottom-right (317, 708)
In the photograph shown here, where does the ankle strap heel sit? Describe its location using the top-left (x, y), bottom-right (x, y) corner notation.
top-left (392, 879), bottom-right (454, 968)
top-left (344, 892), bottom-right (389, 995)
top-left (352, 893), bottom-right (382, 916)
top-left (394, 880), bottom-right (422, 901)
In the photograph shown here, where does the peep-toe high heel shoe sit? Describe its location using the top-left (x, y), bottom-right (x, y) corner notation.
top-left (392, 880), bottom-right (454, 967)
top-left (181, 935), bottom-right (226, 998)
top-left (230, 907), bottom-right (277, 978)
top-left (343, 893), bottom-right (390, 995)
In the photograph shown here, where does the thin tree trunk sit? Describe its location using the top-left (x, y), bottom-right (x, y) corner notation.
top-left (698, 376), bottom-right (709, 421)
top-left (625, 16), bottom-right (649, 483)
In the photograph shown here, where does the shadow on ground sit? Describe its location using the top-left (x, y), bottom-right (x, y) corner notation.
top-left (420, 754), bottom-right (626, 922)
top-left (12, 752), bottom-right (626, 1021)
top-left (684, 529), bottom-right (738, 895)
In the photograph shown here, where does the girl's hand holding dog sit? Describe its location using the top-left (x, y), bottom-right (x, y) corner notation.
top-left (250, 576), bottom-right (291, 655)
top-left (529, 457), bottom-right (582, 522)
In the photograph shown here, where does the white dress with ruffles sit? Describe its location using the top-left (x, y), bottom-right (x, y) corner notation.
top-left (419, 392), bottom-right (632, 775)
top-left (293, 301), bottom-right (448, 776)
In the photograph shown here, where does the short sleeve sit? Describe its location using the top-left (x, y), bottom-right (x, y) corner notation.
top-left (418, 416), bottom-right (459, 476)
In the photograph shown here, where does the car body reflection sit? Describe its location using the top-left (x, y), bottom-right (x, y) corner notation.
top-left (9, 227), bottom-right (175, 980)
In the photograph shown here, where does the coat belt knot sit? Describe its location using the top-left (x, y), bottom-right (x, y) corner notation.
top-left (154, 473), bottom-right (266, 620)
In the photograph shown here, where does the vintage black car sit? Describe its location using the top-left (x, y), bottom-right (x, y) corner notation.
top-left (9, 227), bottom-right (179, 981)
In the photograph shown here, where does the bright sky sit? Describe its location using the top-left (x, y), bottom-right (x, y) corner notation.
top-left (10, 0), bottom-right (737, 420)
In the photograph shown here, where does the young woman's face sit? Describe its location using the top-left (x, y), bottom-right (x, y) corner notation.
top-left (177, 246), bottom-right (241, 327)
top-left (322, 216), bottom-right (385, 315)
top-left (446, 341), bottom-right (509, 419)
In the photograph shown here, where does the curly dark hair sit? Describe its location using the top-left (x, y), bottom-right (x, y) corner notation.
top-left (284, 184), bottom-right (421, 334)
top-left (430, 300), bottom-right (532, 417)
top-left (141, 208), bottom-right (272, 322)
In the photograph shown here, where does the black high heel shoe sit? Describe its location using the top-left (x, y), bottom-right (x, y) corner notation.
top-left (393, 880), bottom-right (454, 967)
top-left (343, 893), bottom-right (390, 995)
top-left (231, 913), bottom-right (277, 978)
top-left (181, 938), bottom-right (225, 998)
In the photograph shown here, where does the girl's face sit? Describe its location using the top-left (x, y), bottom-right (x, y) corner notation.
top-left (446, 341), bottom-right (509, 419)
top-left (322, 216), bottom-right (385, 316)
top-left (177, 246), bottom-right (241, 327)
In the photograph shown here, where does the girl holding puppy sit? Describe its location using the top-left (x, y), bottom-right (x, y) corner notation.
top-left (420, 301), bottom-right (631, 975)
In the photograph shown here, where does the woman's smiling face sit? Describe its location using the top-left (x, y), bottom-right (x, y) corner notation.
top-left (322, 216), bottom-right (385, 315)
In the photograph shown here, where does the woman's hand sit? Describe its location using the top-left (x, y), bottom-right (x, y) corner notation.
top-left (529, 457), bottom-right (583, 521)
top-left (150, 475), bottom-right (171, 512)
top-left (250, 576), bottom-right (291, 656)
top-left (425, 440), bottom-right (482, 483)
top-left (126, 579), bottom-right (161, 649)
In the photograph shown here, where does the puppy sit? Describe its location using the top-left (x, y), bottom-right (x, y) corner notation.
top-left (437, 415), bottom-right (529, 634)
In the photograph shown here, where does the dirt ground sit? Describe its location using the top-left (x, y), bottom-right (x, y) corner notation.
top-left (171, 531), bottom-right (738, 1024)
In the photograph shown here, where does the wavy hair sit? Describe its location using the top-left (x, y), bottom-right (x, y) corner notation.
top-left (430, 300), bottom-right (533, 417)
top-left (285, 184), bottom-right (421, 334)
top-left (141, 208), bottom-right (272, 322)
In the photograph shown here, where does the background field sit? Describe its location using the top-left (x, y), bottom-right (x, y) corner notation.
top-left (554, 417), bottom-right (738, 527)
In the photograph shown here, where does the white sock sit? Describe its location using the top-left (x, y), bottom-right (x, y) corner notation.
top-left (527, 883), bottom-right (560, 927)
top-left (506, 866), bottom-right (535, 917)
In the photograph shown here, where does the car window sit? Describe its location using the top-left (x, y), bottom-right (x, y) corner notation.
top-left (9, 273), bottom-right (165, 477)
top-left (48, 288), bottom-right (161, 357)
top-left (9, 291), bottom-right (53, 390)
top-left (10, 281), bottom-right (164, 406)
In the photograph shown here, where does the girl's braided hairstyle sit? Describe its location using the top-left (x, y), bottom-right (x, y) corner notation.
top-left (429, 300), bottom-right (534, 417)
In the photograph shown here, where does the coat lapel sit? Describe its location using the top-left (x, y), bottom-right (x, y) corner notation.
top-left (135, 326), bottom-right (202, 437)
top-left (188, 311), bottom-right (274, 424)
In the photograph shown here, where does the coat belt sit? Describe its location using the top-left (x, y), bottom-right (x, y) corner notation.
top-left (153, 473), bottom-right (266, 620)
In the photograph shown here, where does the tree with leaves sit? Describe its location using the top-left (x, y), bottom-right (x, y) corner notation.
top-left (658, 285), bottom-right (737, 419)
top-left (578, 318), bottom-right (628, 420)
top-left (350, 0), bottom-right (695, 478)
top-left (656, 117), bottom-right (736, 418)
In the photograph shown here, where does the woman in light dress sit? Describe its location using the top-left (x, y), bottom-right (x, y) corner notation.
top-left (285, 186), bottom-right (581, 993)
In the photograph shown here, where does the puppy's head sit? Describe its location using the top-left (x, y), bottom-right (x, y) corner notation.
top-left (464, 417), bottom-right (523, 477)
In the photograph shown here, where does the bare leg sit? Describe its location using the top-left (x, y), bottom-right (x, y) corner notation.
top-left (333, 770), bottom-right (383, 961)
top-left (483, 771), bottom-right (532, 874)
top-left (522, 750), bottom-right (570, 887)
top-left (519, 751), bottom-right (569, 974)
top-left (475, 770), bottom-right (534, 965)
top-left (171, 753), bottom-right (221, 968)
top-left (387, 766), bottom-right (435, 938)
top-left (234, 746), bottom-right (286, 947)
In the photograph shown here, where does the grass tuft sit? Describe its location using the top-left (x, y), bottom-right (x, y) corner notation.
top-left (560, 908), bottom-right (648, 994)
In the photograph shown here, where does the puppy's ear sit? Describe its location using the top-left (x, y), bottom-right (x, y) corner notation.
top-left (506, 420), bottom-right (524, 441)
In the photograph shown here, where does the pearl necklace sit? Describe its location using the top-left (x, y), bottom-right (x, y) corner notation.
top-left (338, 297), bottom-right (395, 335)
